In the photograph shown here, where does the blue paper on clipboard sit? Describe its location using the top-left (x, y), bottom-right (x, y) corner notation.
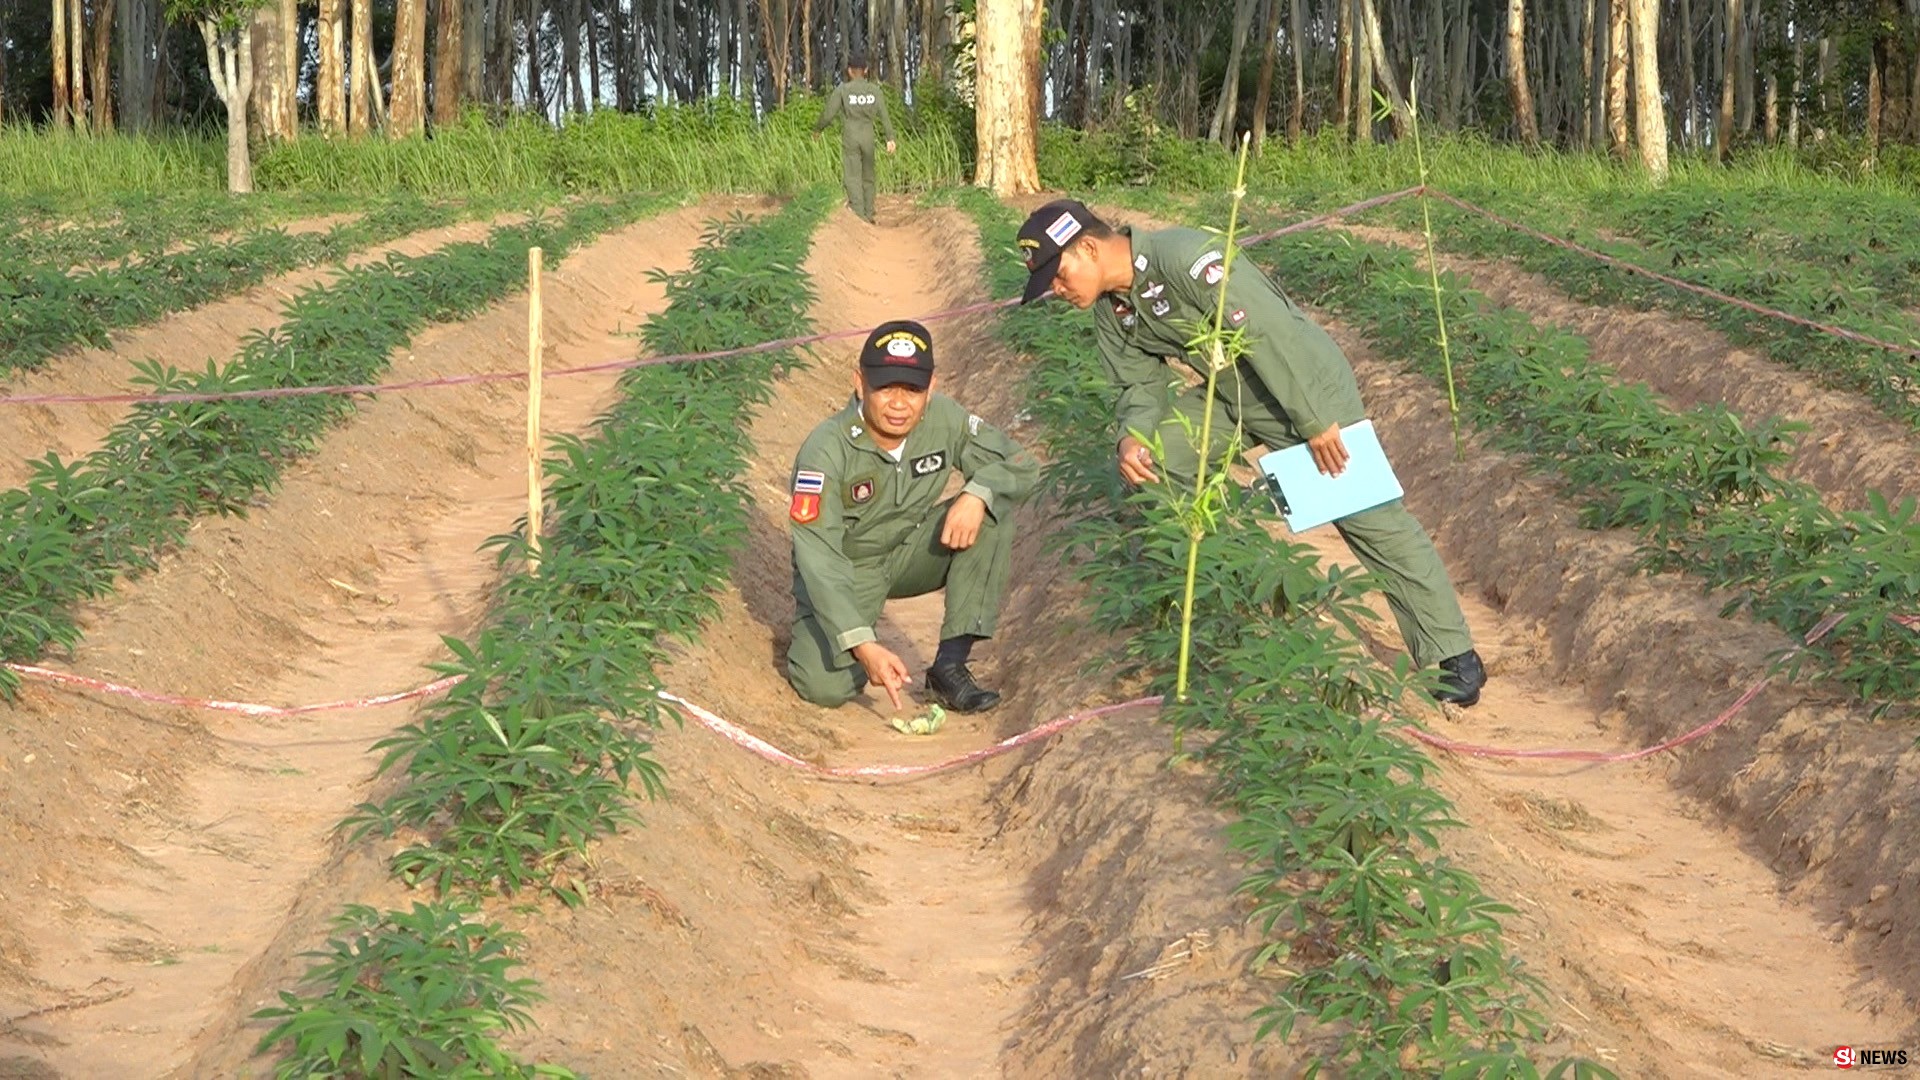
top-left (1256, 419), bottom-right (1404, 533)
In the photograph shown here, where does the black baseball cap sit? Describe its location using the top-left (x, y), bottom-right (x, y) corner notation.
top-left (1016, 198), bottom-right (1100, 304)
top-left (859, 319), bottom-right (934, 390)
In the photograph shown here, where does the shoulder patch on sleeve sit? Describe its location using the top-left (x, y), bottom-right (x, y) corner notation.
top-left (1188, 249), bottom-right (1224, 280)
top-left (790, 468), bottom-right (825, 524)
top-left (968, 413), bottom-right (983, 436)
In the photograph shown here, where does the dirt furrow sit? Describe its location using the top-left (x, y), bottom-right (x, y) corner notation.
top-left (0, 211), bottom-right (521, 491)
top-left (1341, 220), bottom-right (1920, 510)
top-left (1315, 313), bottom-right (1916, 1073)
top-left (489, 200), bottom-right (1038, 1077)
top-left (0, 200), bottom-right (725, 1079)
top-left (1071, 202), bottom-right (1911, 1072)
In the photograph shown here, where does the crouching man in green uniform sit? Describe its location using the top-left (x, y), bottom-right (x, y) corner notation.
top-left (786, 319), bottom-right (1039, 714)
top-left (812, 51), bottom-right (897, 223)
top-left (1014, 199), bottom-right (1487, 707)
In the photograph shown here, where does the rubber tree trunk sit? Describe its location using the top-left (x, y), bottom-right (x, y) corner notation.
top-left (1334, 0), bottom-right (1353, 132)
top-left (1250, 0), bottom-right (1281, 151)
top-left (1287, 0), bottom-right (1305, 140)
top-left (319, 0), bottom-right (346, 133)
top-left (1677, 0), bottom-right (1695, 145)
top-left (434, 0), bottom-right (467, 125)
top-left (1507, 0), bottom-right (1539, 145)
top-left (118, 0), bottom-right (161, 133)
top-left (390, 0), bottom-right (426, 134)
top-left (1351, 0), bottom-right (1372, 140)
top-left (1588, 0), bottom-right (1607, 146)
top-left (69, 0), bottom-right (87, 129)
top-left (1628, 0), bottom-right (1667, 179)
top-left (1358, 0), bottom-right (1411, 137)
top-left (91, 0), bottom-right (115, 131)
top-left (350, 0), bottom-right (373, 133)
top-left (201, 18), bottom-right (256, 193)
top-left (973, 0), bottom-right (1043, 194)
top-left (1606, 0), bottom-right (1629, 156)
top-left (1209, 0), bottom-right (1255, 143)
top-left (53, 0), bottom-right (71, 128)
top-left (1717, 0), bottom-right (1741, 160)
top-left (250, 1), bottom-right (295, 141)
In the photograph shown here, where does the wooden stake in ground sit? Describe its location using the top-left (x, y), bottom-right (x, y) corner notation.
top-left (527, 246), bottom-right (545, 574)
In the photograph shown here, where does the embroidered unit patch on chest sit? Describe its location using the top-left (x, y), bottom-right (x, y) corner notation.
top-left (910, 451), bottom-right (947, 476)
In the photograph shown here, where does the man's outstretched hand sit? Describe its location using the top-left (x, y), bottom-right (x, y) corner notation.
top-left (851, 642), bottom-right (909, 710)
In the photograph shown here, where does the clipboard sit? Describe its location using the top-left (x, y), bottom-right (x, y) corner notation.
top-left (1256, 419), bottom-right (1404, 533)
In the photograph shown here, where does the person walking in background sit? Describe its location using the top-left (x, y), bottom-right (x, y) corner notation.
top-left (813, 51), bottom-right (897, 224)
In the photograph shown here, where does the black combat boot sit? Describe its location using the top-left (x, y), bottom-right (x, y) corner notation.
top-left (926, 662), bottom-right (1001, 713)
top-left (1433, 649), bottom-right (1486, 708)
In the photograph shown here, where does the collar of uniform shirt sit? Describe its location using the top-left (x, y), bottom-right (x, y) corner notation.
top-left (843, 414), bottom-right (910, 460)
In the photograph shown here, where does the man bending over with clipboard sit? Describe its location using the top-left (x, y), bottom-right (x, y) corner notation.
top-left (1015, 199), bottom-right (1486, 707)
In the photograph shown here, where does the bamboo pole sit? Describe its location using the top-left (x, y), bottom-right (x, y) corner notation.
top-left (527, 246), bottom-right (545, 574)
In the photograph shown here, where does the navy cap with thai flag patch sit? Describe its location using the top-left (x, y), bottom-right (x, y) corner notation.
top-left (1016, 198), bottom-right (1101, 304)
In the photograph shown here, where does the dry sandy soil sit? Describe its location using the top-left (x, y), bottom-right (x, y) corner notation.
top-left (1, 194), bottom-right (1913, 1079)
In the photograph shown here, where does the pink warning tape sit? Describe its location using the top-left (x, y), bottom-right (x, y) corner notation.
top-left (1240, 185), bottom-right (1424, 246)
top-left (0, 190), bottom-right (1420, 411)
top-left (1396, 611), bottom-right (1849, 763)
top-left (1425, 189), bottom-right (1920, 360)
top-left (661, 690), bottom-right (1163, 782)
top-left (5, 608), bottom-right (1876, 768)
top-left (2, 661), bottom-right (464, 717)
top-left (0, 297), bottom-right (1022, 408)
top-left (2, 658), bottom-right (1157, 781)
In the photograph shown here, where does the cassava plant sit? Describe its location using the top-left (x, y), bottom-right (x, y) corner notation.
top-left (265, 191), bottom-right (835, 1077)
top-left (253, 902), bottom-right (570, 1079)
top-left (1171, 132), bottom-right (1256, 703)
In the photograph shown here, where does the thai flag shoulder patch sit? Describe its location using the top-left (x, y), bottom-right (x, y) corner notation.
top-left (790, 469), bottom-right (826, 524)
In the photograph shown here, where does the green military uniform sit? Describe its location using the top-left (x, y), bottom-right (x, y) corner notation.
top-left (1094, 225), bottom-right (1475, 668)
top-left (814, 77), bottom-right (896, 223)
top-left (786, 394), bottom-right (1038, 707)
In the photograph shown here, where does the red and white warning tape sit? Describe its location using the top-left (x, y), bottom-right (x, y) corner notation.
top-left (2, 662), bottom-right (464, 717)
top-left (0, 606), bottom-right (1887, 772)
top-left (0, 658), bottom-right (1154, 778)
top-left (658, 691), bottom-right (1162, 782)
